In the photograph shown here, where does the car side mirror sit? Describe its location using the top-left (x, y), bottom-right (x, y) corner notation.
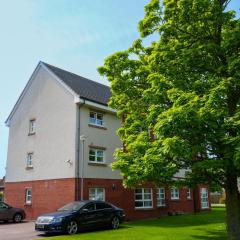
top-left (82, 209), bottom-right (89, 213)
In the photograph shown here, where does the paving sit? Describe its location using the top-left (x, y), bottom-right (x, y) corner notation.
top-left (0, 221), bottom-right (42, 240)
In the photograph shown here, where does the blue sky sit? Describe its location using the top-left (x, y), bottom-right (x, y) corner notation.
top-left (0, 0), bottom-right (239, 178)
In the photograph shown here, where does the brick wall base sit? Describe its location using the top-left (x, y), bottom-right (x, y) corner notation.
top-left (4, 178), bottom-right (75, 219)
top-left (4, 178), bottom-right (210, 220)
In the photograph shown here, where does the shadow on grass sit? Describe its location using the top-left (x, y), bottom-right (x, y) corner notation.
top-left (129, 208), bottom-right (226, 228)
top-left (191, 230), bottom-right (226, 240)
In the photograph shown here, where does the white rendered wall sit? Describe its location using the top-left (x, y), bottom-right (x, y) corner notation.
top-left (5, 66), bottom-right (76, 182)
top-left (79, 105), bottom-right (122, 179)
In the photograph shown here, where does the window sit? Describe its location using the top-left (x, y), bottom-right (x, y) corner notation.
top-left (26, 153), bottom-right (33, 168)
top-left (84, 203), bottom-right (95, 211)
top-left (29, 119), bottom-right (36, 134)
top-left (171, 188), bottom-right (179, 200)
top-left (96, 202), bottom-right (112, 210)
top-left (89, 148), bottom-right (105, 163)
top-left (0, 202), bottom-right (9, 209)
top-left (157, 188), bottom-right (166, 206)
top-left (135, 188), bottom-right (153, 209)
top-left (89, 111), bottom-right (103, 126)
top-left (187, 188), bottom-right (191, 199)
top-left (201, 188), bottom-right (209, 209)
top-left (89, 188), bottom-right (105, 201)
top-left (25, 188), bottom-right (32, 204)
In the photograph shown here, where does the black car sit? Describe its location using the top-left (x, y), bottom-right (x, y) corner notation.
top-left (0, 201), bottom-right (26, 223)
top-left (35, 200), bottom-right (125, 234)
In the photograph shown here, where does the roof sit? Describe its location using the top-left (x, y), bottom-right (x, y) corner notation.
top-left (5, 62), bottom-right (113, 126)
top-left (42, 62), bottom-right (111, 106)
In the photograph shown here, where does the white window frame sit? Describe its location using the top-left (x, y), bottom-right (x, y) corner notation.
top-left (89, 188), bottom-right (105, 201)
top-left (201, 188), bottom-right (209, 209)
top-left (171, 188), bottom-right (180, 200)
top-left (157, 188), bottom-right (166, 207)
top-left (26, 153), bottom-right (33, 168)
top-left (89, 148), bottom-right (105, 163)
top-left (134, 188), bottom-right (153, 209)
top-left (29, 119), bottom-right (36, 134)
top-left (25, 188), bottom-right (32, 204)
top-left (187, 188), bottom-right (191, 199)
top-left (89, 111), bottom-right (104, 126)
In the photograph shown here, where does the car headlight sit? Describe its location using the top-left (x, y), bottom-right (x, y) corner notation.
top-left (51, 217), bottom-right (63, 223)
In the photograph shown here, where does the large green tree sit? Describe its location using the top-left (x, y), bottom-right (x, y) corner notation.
top-left (98, 0), bottom-right (240, 239)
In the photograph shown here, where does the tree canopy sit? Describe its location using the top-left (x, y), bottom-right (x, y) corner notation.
top-left (99, 1), bottom-right (240, 238)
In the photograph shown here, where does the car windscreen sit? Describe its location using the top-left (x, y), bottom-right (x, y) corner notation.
top-left (57, 202), bottom-right (85, 211)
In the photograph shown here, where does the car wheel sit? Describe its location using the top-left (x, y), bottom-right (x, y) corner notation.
top-left (13, 213), bottom-right (22, 223)
top-left (66, 220), bottom-right (78, 235)
top-left (111, 216), bottom-right (120, 229)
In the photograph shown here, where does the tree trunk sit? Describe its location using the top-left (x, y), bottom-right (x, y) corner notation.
top-left (225, 171), bottom-right (240, 240)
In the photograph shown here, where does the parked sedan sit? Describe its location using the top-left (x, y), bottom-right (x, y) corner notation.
top-left (35, 200), bottom-right (125, 234)
top-left (0, 201), bottom-right (26, 223)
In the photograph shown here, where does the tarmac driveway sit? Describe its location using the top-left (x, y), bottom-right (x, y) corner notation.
top-left (0, 221), bottom-right (40, 240)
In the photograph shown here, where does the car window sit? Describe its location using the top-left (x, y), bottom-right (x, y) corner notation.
top-left (96, 203), bottom-right (113, 210)
top-left (84, 203), bottom-right (95, 211)
top-left (0, 202), bottom-right (8, 209)
top-left (57, 202), bottom-right (85, 211)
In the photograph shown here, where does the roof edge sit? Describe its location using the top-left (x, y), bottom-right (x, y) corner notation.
top-left (5, 62), bottom-right (43, 126)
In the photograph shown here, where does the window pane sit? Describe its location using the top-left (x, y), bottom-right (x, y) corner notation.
top-left (97, 157), bottom-right (103, 162)
top-left (97, 113), bottom-right (103, 120)
top-left (97, 151), bottom-right (103, 157)
top-left (89, 156), bottom-right (95, 162)
top-left (90, 112), bottom-right (95, 118)
top-left (144, 194), bottom-right (151, 200)
top-left (89, 149), bottom-right (95, 155)
top-left (144, 189), bottom-right (151, 194)
top-left (135, 189), bottom-right (142, 194)
top-left (135, 201), bottom-right (143, 208)
top-left (144, 201), bottom-right (152, 207)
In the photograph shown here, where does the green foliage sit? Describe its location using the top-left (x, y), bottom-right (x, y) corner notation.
top-left (99, 0), bottom-right (240, 191)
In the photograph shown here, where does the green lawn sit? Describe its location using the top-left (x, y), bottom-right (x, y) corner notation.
top-left (40, 207), bottom-right (227, 240)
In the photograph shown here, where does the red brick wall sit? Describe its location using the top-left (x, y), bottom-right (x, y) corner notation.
top-left (4, 178), bottom-right (209, 220)
top-left (82, 179), bottom-right (197, 220)
top-left (4, 178), bottom-right (75, 219)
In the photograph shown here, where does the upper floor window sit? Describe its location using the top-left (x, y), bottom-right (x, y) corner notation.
top-left (89, 111), bottom-right (103, 126)
top-left (171, 188), bottom-right (179, 200)
top-left (89, 188), bottom-right (105, 201)
top-left (29, 119), bottom-right (36, 134)
top-left (135, 188), bottom-right (153, 209)
top-left (26, 153), bottom-right (33, 168)
top-left (25, 188), bottom-right (32, 204)
top-left (157, 188), bottom-right (166, 206)
top-left (89, 148), bottom-right (105, 163)
top-left (201, 188), bottom-right (209, 209)
top-left (187, 188), bottom-right (191, 199)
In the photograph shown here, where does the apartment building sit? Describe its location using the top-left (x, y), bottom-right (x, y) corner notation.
top-left (4, 62), bottom-right (210, 220)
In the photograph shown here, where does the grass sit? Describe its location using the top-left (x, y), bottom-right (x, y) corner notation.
top-left (40, 207), bottom-right (227, 240)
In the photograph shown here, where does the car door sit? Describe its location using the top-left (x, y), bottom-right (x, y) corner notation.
top-left (79, 203), bottom-right (98, 228)
top-left (95, 202), bottom-right (113, 226)
top-left (0, 202), bottom-right (10, 220)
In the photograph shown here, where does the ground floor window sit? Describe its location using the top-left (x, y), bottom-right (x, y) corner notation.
top-left (135, 188), bottom-right (153, 209)
top-left (201, 188), bottom-right (209, 209)
top-left (25, 188), bottom-right (32, 204)
top-left (89, 188), bottom-right (105, 201)
top-left (187, 188), bottom-right (192, 199)
top-left (156, 188), bottom-right (166, 206)
top-left (171, 188), bottom-right (179, 200)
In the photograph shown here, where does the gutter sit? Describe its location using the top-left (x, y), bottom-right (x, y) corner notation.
top-left (75, 99), bottom-right (85, 201)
